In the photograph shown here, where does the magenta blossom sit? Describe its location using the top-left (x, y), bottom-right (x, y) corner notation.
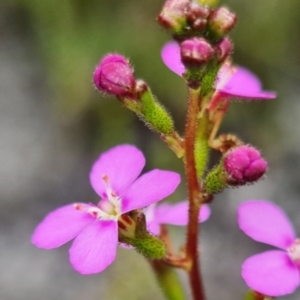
top-left (161, 41), bottom-right (276, 101)
top-left (238, 200), bottom-right (300, 296)
top-left (146, 201), bottom-right (210, 235)
top-left (32, 144), bottom-right (180, 274)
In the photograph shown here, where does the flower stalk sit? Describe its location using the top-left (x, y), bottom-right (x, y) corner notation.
top-left (184, 87), bottom-right (206, 300)
top-left (149, 260), bottom-right (186, 300)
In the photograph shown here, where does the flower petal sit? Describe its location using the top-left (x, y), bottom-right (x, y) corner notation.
top-left (121, 169), bottom-right (180, 213)
top-left (242, 250), bottom-right (300, 296)
top-left (31, 204), bottom-right (95, 249)
top-left (238, 200), bottom-right (296, 249)
top-left (90, 144), bottom-right (145, 197)
top-left (218, 66), bottom-right (276, 99)
top-left (161, 41), bottom-right (185, 76)
top-left (69, 220), bottom-right (118, 274)
top-left (161, 42), bottom-right (276, 100)
top-left (156, 201), bottom-right (210, 225)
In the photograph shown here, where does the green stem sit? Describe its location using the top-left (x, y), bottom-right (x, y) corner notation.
top-left (149, 260), bottom-right (186, 300)
top-left (184, 88), bottom-right (206, 300)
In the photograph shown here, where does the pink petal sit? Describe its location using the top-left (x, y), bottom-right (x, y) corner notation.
top-left (161, 42), bottom-right (276, 100)
top-left (121, 169), bottom-right (180, 213)
top-left (156, 202), bottom-right (210, 225)
top-left (145, 204), bottom-right (161, 235)
top-left (242, 250), bottom-right (300, 296)
top-left (161, 42), bottom-right (185, 76)
top-left (31, 204), bottom-right (95, 249)
top-left (90, 144), bottom-right (145, 197)
top-left (238, 200), bottom-right (296, 249)
top-left (146, 220), bottom-right (160, 235)
top-left (218, 66), bottom-right (276, 99)
top-left (69, 220), bottom-right (118, 274)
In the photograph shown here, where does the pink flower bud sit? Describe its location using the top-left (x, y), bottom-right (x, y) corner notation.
top-left (215, 37), bottom-right (233, 62)
top-left (208, 7), bottom-right (237, 38)
top-left (93, 54), bottom-right (136, 97)
top-left (224, 145), bottom-right (267, 185)
top-left (186, 2), bottom-right (210, 30)
top-left (157, 0), bottom-right (190, 31)
top-left (180, 37), bottom-right (214, 66)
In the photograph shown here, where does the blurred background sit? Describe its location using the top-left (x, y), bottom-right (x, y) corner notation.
top-left (1, 0), bottom-right (300, 299)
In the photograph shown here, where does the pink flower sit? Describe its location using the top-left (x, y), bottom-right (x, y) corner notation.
top-left (146, 201), bottom-right (211, 235)
top-left (161, 41), bottom-right (276, 101)
top-left (238, 200), bottom-right (300, 296)
top-left (32, 144), bottom-right (180, 274)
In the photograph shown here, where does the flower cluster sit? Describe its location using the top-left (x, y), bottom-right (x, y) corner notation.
top-left (31, 1), bottom-right (291, 299)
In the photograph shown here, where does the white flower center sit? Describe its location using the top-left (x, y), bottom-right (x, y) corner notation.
top-left (74, 174), bottom-right (137, 238)
top-left (74, 174), bottom-right (122, 221)
top-left (287, 239), bottom-right (300, 264)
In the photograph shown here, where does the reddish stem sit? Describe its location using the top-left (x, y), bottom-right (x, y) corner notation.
top-left (184, 89), bottom-right (206, 300)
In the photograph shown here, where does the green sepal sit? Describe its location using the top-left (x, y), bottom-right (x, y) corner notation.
top-left (243, 290), bottom-right (256, 300)
top-left (199, 61), bottom-right (219, 98)
top-left (133, 234), bottom-right (166, 259)
top-left (121, 97), bottom-right (143, 115)
top-left (195, 111), bottom-right (210, 177)
top-left (139, 85), bottom-right (174, 135)
top-left (119, 211), bottom-right (166, 259)
top-left (184, 66), bottom-right (207, 89)
top-left (134, 211), bottom-right (166, 259)
top-left (195, 0), bottom-right (219, 8)
top-left (204, 162), bottom-right (228, 194)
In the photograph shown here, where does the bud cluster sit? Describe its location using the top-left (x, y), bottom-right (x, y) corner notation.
top-left (158, 0), bottom-right (237, 42)
top-left (158, 0), bottom-right (236, 86)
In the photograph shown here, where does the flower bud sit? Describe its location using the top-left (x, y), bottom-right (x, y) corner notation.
top-left (157, 0), bottom-right (189, 32)
top-left (180, 37), bottom-right (214, 67)
top-left (204, 145), bottom-right (267, 194)
top-left (186, 2), bottom-right (210, 31)
top-left (215, 37), bottom-right (233, 62)
top-left (208, 7), bottom-right (237, 39)
top-left (224, 145), bottom-right (267, 185)
top-left (93, 54), bottom-right (136, 97)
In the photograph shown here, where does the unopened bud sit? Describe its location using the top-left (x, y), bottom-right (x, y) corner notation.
top-left (93, 54), bottom-right (135, 97)
top-left (204, 145), bottom-right (267, 194)
top-left (215, 37), bottom-right (233, 62)
top-left (186, 2), bottom-right (210, 31)
top-left (158, 0), bottom-right (189, 32)
top-left (208, 7), bottom-right (237, 39)
top-left (224, 145), bottom-right (267, 185)
top-left (180, 38), bottom-right (214, 67)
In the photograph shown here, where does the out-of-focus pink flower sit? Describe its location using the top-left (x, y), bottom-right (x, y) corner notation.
top-left (224, 145), bottom-right (267, 185)
top-left (146, 201), bottom-right (210, 235)
top-left (161, 41), bottom-right (276, 100)
top-left (32, 144), bottom-right (180, 274)
top-left (238, 200), bottom-right (300, 296)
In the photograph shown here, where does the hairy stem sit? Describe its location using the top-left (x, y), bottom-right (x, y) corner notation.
top-left (184, 88), bottom-right (206, 300)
